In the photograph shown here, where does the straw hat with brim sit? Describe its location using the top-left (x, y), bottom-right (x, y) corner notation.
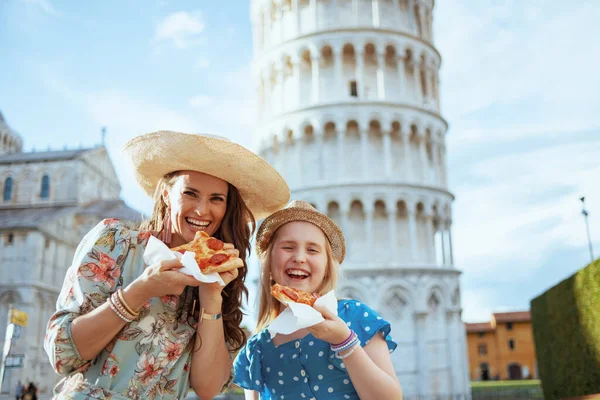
top-left (256, 200), bottom-right (346, 263)
top-left (123, 131), bottom-right (290, 220)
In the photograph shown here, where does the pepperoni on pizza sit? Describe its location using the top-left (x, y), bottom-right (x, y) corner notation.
top-left (170, 231), bottom-right (244, 274)
top-left (271, 283), bottom-right (318, 306)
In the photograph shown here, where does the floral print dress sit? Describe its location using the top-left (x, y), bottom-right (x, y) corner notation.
top-left (44, 219), bottom-right (198, 400)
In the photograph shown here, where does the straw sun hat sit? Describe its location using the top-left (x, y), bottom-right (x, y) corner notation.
top-left (256, 200), bottom-right (346, 263)
top-left (123, 130), bottom-right (290, 220)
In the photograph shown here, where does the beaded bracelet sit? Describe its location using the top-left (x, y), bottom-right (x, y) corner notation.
top-left (116, 288), bottom-right (139, 317)
top-left (107, 296), bottom-right (133, 322)
top-left (335, 339), bottom-right (361, 360)
top-left (331, 330), bottom-right (358, 353)
top-left (331, 329), bottom-right (355, 350)
top-left (111, 292), bottom-right (136, 321)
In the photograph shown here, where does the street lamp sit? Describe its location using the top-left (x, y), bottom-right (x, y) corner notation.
top-left (580, 197), bottom-right (594, 262)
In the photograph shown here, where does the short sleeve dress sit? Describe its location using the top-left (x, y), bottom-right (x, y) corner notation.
top-left (233, 299), bottom-right (397, 400)
top-left (44, 219), bottom-right (198, 400)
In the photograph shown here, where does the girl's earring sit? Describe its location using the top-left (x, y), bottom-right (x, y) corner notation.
top-left (159, 207), bottom-right (173, 245)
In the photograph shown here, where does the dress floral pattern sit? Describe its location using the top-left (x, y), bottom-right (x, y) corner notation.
top-left (44, 219), bottom-right (197, 400)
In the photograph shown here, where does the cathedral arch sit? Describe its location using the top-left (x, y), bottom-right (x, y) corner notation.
top-left (337, 282), bottom-right (367, 303)
top-left (3, 176), bottom-right (14, 201)
top-left (40, 173), bottom-right (51, 199)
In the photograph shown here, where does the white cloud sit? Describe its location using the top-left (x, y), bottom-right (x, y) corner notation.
top-left (189, 95), bottom-right (214, 108)
top-left (154, 11), bottom-right (205, 49)
top-left (436, 1), bottom-right (600, 136)
top-left (21, 0), bottom-right (61, 16)
top-left (196, 58), bottom-right (210, 69)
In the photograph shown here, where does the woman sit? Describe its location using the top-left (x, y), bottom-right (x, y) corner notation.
top-left (44, 131), bottom-right (290, 400)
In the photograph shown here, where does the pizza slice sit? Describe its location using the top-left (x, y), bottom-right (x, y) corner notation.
top-left (170, 231), bottom-right (244, 274)
top-left (271, 283), bottom-right (318, 306)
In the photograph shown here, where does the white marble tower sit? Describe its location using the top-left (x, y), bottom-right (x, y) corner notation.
top-left (250, 0), bottom-right (470, 398)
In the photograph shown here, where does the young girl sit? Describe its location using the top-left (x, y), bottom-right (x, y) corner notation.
top-left (234, 200), bottom-right (402, 400)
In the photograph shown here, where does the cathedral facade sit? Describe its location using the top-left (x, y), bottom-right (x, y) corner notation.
top-left (0, 112), bottom-right (141, 395)
top-left (249, 0), bottom-right (470, 397)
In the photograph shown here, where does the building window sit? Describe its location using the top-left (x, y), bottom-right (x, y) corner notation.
top-left (5, 232), bottom-right (14, 245)
top-left (506, 322), bottom-right (513, 330)
top-left (40, 174), bottom-right (50, 199)
top-left (478, 344), bottom-right (487, 355)
top-left (478, 332), bottom-right (485, 338)
top-left (3, 177), bottom-right (13, 201)
top-left (350, 80), bottom-right (358, 97)
top-left (508, 339), bottom-right (515, 350)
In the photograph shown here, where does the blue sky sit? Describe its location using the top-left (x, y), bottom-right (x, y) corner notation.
top-left (1, 0), bottom-right (599, 323)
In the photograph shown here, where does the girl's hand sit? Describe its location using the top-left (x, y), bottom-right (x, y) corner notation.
top-left (129, 258), bottom-right (201, 304)
top-left (307, 305), bottom-right (352, 345)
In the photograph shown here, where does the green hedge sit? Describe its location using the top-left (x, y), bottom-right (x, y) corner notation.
top-left (530, 259), bottom-right (600, 400)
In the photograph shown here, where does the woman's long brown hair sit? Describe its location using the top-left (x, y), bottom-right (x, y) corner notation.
top-left (139, 171), bottom-right (255, 352)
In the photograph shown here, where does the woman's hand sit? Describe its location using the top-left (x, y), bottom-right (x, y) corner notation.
top-left (307, 305), bottom-right (352, 345)
top-left (127, 259), bottom-right (201, 308)
top-left (198, 243), bottom-right (241, 300)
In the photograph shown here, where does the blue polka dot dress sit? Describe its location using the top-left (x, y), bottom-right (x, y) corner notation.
top-left (233, 300), bottom-right (397, 400)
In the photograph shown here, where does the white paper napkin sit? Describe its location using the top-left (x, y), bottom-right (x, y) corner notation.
top-left (268, 290), bottom-right (338, 338)
top-left (143, 236), bottom-right (226, 286)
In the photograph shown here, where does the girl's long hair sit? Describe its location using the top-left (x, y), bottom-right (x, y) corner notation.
top-left (139, 171), bottom-right (255, 352)
top-left (254, 227), bottom-right (340, 333)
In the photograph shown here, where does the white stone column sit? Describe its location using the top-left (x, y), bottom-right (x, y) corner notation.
top-left (353, 0), bottom-right (359, 25)
top-left (419, 136), bottom-right (428, 183)
top-left (315, 129), bottom-right (324, 181)
top-left (376, 51), bottom-right (386, 100)
top-left (424, 213), bottom-right (434, 264)
top-left (440, 144), bottom-right (448, 187)
top-left (340, 202), bottom-right (350, 241)
top-left (386, 200), bottom-right (398, 262)
top-left (372, 0), bottom-right (380, 27)
top-left (278, 4), bottom-right (284, 42)
top-left (311, 53), bottom-right (320, 104)
top-left (297, 136), bottom-right (304, 186)
top-left (364, 204), bottom-right (374, 260)
top-left (266, 4), bottom-right (273, 47)
top-left (360, 128), bottom-right (369, 178)
top-left (431, 141), bottom-right (439, 184)
top-left (336, 122), bottom-right (345, 179)
top-left (264, 71), bottom-right (272, 119)
top-left (275, 64), bottom-right (285, 114)
top-left (397, 55), bottom-right (406, 101)
top-left (401, 128), bottom-right (412, 182)
top-left (413, 59), bottom-right (422, 105)
top-left (293, 0), bottom-right (301, 35)
top-left (448, 224), bottom-right (454, 265)
top-left (310, 0), bottom-right (318, 30)
top-left (292, 56), bottom-right (301, 109)
top-left (355, 49), bottom-right (365, 98)
top-left (333, 46), bottom-right (344, 100)
top-left (408, 0), bottom-right (416, 32)
top-left (383, 129), bottom-right (392, 177)
top-left (407, 204), bottom-right (417, 262)
top-left (441, 221), bottom-right (448, 266)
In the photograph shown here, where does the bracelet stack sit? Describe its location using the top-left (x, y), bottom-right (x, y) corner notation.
top-left (331, 330), bottom-right (361, 359)
top-left (107, 288), bottom-right (140, 323)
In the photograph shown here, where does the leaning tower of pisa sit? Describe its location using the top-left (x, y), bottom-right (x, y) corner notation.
top-left (250, 0), bottom-right (470, 397)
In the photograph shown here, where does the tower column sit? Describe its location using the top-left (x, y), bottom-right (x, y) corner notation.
top-left (333, 46), bottom-right (344, 101)
top-left (372, 0), bottom-right (380, 27)
top-left (397, 54), bottom-right (406, 101)
top-left (447, 221), bottom-right (454, 265)
top-left (401, 127), bottom-right (413, 182)
top-left (431, 140), bottom-right (439, 184)
top-left (407, 203), bottom-right (417, 262)
top-left (364, 203), bottom-right (374, 259)
top-left (419, 135), bottom-right (428, 183)
top-left (278, 4), bottom-right (284, 42)
top-left (356, 49), bottom-right (365, 98)
top-left (292, 56), bottom-right (301, 109)
top-left (383, 129), bottom-right (392, 177)
top-left (310, 0), bottom-right (318, 30)
top-left (412, 59), bottom-right (421, 105)
top-left (386, 200), bottom-right (398, 262)
top-left (360, 128), bottom-right (369, 178)
top-left (377, 51), bottom-right (386, 101)
top-left (293, 0), bottom-right (301, 35)
top-left (315, 128), bottom-right (324, 181)
top-left (352, 0), bottom-right (359, 26)
top-left (264, 71), bottom-right (272, 119)
top-left (415, 311), bottom-right (428, 397)
top-left (311, 53), bottom-right (320, 104)
top-left (297, 136), bottom-right (304, 186)
top-left (424, 213), bottom-right (434, 264)
top-left (275, 64), bottom-right (284, 114)
top-left (336, 122), bottom-right (346, 179)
